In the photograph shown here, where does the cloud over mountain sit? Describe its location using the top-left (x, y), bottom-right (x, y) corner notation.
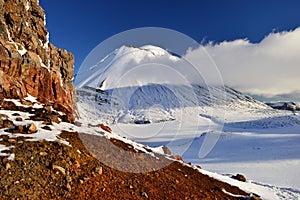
top-left (185, 27), bottom-right (300, 99)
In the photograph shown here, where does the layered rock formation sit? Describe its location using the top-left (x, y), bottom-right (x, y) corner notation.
top-left (0, 0), bottom-right (75, 114)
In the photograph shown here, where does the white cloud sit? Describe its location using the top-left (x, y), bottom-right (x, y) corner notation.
top-left (184, 27), bottom-right (300, 98)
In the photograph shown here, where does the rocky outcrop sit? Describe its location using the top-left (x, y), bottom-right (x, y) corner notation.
top-left (0, 0), bottom-right (75, 114)
top-left (267, 102), bottom-right (300, 112)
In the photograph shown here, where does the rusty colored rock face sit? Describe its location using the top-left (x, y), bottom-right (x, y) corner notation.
top-left (0, 0), bottom-right (75, 114)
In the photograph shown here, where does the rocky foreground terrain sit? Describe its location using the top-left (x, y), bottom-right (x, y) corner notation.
top-left (0, 100), bottom-right (259, 199)
top-left (0, 0), bottom-right (261, 199)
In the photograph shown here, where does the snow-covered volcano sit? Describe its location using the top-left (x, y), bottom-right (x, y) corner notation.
top-left (75, 45), bottom-right (300, 196)
top-left (76, 45), bottom-right (269, 125)
top-left (76, 45), bottom-right (181, 90)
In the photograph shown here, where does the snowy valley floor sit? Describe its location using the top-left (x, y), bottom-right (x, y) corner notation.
top-left (107, 107), bottom-right (300, 199)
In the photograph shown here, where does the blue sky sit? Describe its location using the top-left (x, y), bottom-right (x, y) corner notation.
top-left (40, 0), bottom-right (300, 71)
top-left (40, 0), bottom-right (300, 100)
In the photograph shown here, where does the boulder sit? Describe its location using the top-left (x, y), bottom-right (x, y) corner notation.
top-left (99, 123), bottom-right (112, 133)
top-left (26, 123), bottom-right (37, 134)
top-left (162, 146), bottom-right (173, 155)
top-left (232, 174), bottom-right (247, 182)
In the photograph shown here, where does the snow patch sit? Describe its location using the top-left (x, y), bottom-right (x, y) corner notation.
top-left (0, 144), bottom-right (14, 157)
top-left (24, 94), bottom-right (38, 103)
top-left (199, 168), bottom-right (277, 199)
top-left (17, 46), bottom-right (27, 56)
top-left (6, 29), bottom-right (12, 41)
top-left (38, 55), bottom-right (50, 72)
top-left (149, 146), bottom-right (165, 154)
top-left (8, 153), bottom-right (15, 161)
top-left (4, 99), bottom-right (26, 107)
top-left (222, 189), bottom-right (250, 198)
top-left (6, 28), bottom-right (27, 56)
top-left (59, 73), bottom-right (64, 87)
top-left (39, 35), bottom-right (49, 51)
top-left (0, 109), bottom-right (71, 147)
top-left (43, 14), bottom-right (46, 26)
top-left (25, 1), bottom-right (30, 11)
top-left (89, 54), bottom-right (111, 71)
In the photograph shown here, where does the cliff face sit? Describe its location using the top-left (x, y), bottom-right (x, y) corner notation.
top-left (0, 0), bottom-right (75, 114)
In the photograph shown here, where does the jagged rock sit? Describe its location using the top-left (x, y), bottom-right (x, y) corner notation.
top-left (8, 138), bottom-right (16, 143)
top-left (250, 194), bottom-right (262, 200)
top-left (5, 163), bottom-right (11, 171)
top-left (99, 123), bottom-right (112, 133)
top-left (15, 117), bottom-right (22, 121)
top-left (41, 125), bottom-right (51, 131)
top-left (0, 113), bottom-right (9, 119)
top-left (52, 164), bottom-right (66, 175)
top-left (0, 0), bottom-right (76, 115)
top-left (140, 191), bottom-right (149, 198)
top-left (20, 99), bottom-right (33, 106)
top-left (50, 115), bottom-right (60, 124)
top-left (232, 174), bottom-right (247, 182)
top-left (72, 160), bottom-right (80, 169)
top-left (26, 123), bottom-right (37, 134)
top-left (5, 122), bottom-right (37, 134)
top-left (162, 146), bottom-right (172, 155)
top-left (0, 101), bottom-right (17, 110)
top-left (60, 113), bottom-right (75, 124)
top-left (173, 155), bottom-right (183, 162)
top-left (94, 166), bottom-right (103, 175)
top-left (5, 125), bottom-right (22, 133)
top-left (2, 119), bottom-right (14, 128)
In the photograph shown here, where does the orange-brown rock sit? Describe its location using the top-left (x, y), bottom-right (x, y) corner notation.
top-left (99, 123), bottom-right (112, 133)
top-left (173, 155), bottom-right (184, 162)
top-left (26, 123), bottom-right (37, 134)
top-left (162, 146), bottom-right (173, 155)
top-left (0, 0), bottom-right (75, 114)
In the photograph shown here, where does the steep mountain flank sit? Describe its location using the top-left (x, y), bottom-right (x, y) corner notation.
top-left (0, 0), bottom-right (75, 114)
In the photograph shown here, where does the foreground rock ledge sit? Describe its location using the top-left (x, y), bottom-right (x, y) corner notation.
top-left (0, 130), bottom-right (256, 199)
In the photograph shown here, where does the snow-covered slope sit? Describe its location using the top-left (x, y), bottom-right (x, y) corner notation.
top-left (75, 45), bottom-right (300, 199)
top-left (76, 45), bottom-right (270, 125)
top-left (75, 45), bottom-right (180, 90)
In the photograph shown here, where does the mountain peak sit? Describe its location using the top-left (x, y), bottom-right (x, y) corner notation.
top-left (76, 44), bottom-right (180, 90)
top-left (119, 45), bottom-right (178, 58)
